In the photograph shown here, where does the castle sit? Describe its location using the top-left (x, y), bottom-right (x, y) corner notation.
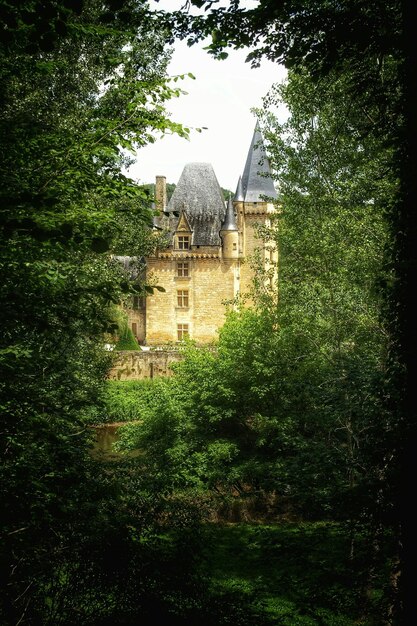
top-left (127, 121), bottom-right (278, 346)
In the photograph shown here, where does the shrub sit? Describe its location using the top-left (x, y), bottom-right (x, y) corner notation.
top-left (115, 325), bottom-right (139, 350)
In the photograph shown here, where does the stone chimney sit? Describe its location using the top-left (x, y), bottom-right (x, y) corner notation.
top-left (155, 175), bottom-right (167, 212)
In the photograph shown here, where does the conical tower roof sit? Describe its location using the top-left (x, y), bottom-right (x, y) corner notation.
top-left (241, 121), bottom-right (277, 202)
top-left (234, 175), bottom-right (244, 202)
top-left (221, 196), bottom-right (238, 231)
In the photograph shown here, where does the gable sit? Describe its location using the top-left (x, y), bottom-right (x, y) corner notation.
top-left (176, 211), bottom-right (192, 233)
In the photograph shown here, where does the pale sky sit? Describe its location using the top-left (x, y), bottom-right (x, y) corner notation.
top-left (127, 1), bottom-right (287, 192)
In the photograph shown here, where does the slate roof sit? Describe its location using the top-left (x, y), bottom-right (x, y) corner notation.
top-left (241, 122), bottom-right (277, 202)
top-left (234, 175), bottom-right (244, 202)
top-left (221, 196), bottom-right (238, 231)
top-left (165, 162), bottom-right (226, 246)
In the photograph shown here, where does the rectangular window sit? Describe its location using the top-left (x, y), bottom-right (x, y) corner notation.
top-left (177, 323), bottom-right (189, 341)
top-left (177, 261), bottom-right (189, 277)
top-left (178, 235), bottom-right (190, 250)
top-left (131, 322), bottom-right (137, 336)
top-left (133, 295), bottom-right (145, 309)
top-left (177, 290), bottom-right (189, 308)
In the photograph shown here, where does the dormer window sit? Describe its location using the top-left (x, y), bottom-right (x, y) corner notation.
top-left (177, 235), bottom-right (190, 250)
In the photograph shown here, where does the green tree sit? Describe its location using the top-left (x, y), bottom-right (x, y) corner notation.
top-left (0, 1), bottom-right (194, 622)
top-left (256, 67), bottom-right (395, 514)
top-left (115, 321), bottom-right (140, 350)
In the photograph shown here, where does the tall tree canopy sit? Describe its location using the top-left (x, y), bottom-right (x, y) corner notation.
top-left (1, 0), bottom-right (414, 622)
top-left (0, 1), bottom-right (193, 622)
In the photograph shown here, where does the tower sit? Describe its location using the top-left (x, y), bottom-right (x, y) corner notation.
top-left (234, 121), bottom-right (278, 300)
top-left (220, 196), bottom-right (239, 259)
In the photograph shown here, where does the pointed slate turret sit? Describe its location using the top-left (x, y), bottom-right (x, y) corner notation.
top-left (241, 121), bottom-right (277, 202)
top-left (234, 175), bottom-right (244, 202)
top-left (220, 196), bottom-right (239, 259)
top-left (221, 196), bottom-right (238, 231)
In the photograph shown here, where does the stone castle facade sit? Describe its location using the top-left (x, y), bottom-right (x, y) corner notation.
top-left (127, 122), bottom-right (278, 346)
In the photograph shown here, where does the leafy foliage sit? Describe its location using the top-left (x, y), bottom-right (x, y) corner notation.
top-left (114, 314), bottom-right (140, 350)
top-left (203, 522), bottom-right (396, 625)
top-left (256, 67), bottom-right (397, 518)
top-left (110, 62), bottom-right (400, 623)
top-left (100, 379), bottom-right (162, 423)
top-left (0, 1), bottom-right (410, 624)
top-left (0, 1), bottom-right (194, 623)
top-left (116, 65), bottom-right (394, 522)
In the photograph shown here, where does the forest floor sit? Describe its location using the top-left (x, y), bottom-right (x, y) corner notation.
top-left (200, 521), bottom-right (394, 625)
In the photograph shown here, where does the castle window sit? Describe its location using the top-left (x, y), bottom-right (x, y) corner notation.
top-left (177, 261), bottom-right (189, 277)
top-left (177, 290), bottom-right (189, 308)
top-left (133, 295), bottom-right (145, 309)
top-left (233, 243), bottom-right (237, 250)
top-left (178, 235), bottom-right (190, 250)
top-left (177, 323), bottom-right (189, 341)
top-left (131, 322), bottom-right (137, 336)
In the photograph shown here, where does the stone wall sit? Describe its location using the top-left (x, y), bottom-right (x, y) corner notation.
top-left (108, 349), bottom-right (184, 380)
top-left (145, 255), bottom-right (236, 345)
